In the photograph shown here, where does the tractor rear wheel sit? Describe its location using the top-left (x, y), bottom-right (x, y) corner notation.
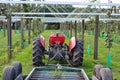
top-left (100, 68), bottom-right (113, 80)
top-left (2, 66), bottom-right (16, 80)
top-left (32, 38), bottom-right (43, 67)
top-left (72, 40), bottom-right (83, 67)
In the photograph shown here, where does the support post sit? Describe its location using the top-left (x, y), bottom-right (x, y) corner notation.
top-left (67, 21), bottom-right (69, 37)
top-left (60, 23), bottom-right (62, 31)
top-left (107, 22), bottom-right (110, 33)
top-left (21, 18), bottom-right (24, 49)
top-left (94, 15), bottom-right (99, 60)
top-left (63, 22), bottom-right (65, 34)
top-left (81, 19), bottom-right (85, 43)
top-left (7, 14), bottom-right (12, 59)
top-left (32, 20), bottom-right (35, 37)
top-left (70, 21), bottom-right (72, 38)
top-left (75, 20), bottom-right (77, 39)
top-left (28, 20), bottom-right (31, 44)
top-left (65, 21), bottom-right (68, 36)
top-left (15, 22), bottom-right (17, 33)
top-left (3, 22), bottom-right (6, 37)
top-left (68, 22), bottom-right (70, 38)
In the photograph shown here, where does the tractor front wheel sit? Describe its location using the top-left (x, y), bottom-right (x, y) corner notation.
top-left (72, 40), bottom-right (83, 67)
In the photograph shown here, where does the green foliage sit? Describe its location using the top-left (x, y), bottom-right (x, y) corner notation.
top-left (45, 23), bottom-right (60, 30)
top-left (22, 4), bottom-right (29, 12)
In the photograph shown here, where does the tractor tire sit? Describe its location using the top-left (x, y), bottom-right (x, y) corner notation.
top-left (32, 38), bottom-right (43, 67)
top-left (12, 62), bottom-right (22, 78)
top-left (2, 66), bottom-right (16, 80)
top-left (93, 64), bottom-right (104, 79)
top-left (72, 40), bottom-right (83, 67)
top-left (100, 68), bottom-right (113, 80)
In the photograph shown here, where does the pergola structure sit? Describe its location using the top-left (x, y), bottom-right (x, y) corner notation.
top-left (0, 1), bottom-right (120, 6)
top-left (0, 1), bottom-right (120, 59)
top-left (1, 16), bottom-right (120, 23)
top-left (11, 12), bottom-right (120, 16)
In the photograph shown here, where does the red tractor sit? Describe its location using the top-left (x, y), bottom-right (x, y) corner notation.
top-left (32, 33), bottom-right (83, 67)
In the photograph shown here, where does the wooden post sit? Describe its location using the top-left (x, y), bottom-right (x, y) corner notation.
top-left (28, 23), bottom-right (31, 44)
top-left (107, 22), bottom-right (110, 33)
top-left (66, 21), bottom-right (68, 36)
top-left (32, 20), bottom-right (35, 36)
top-left (60, 23), bottom-right (61, 31)
top-left (81, 20), bottom-right (85, 43)
top-left (94, 15), bottom-right (99, 60)
top-left (64, 22), bottom-right (65, 32)
top-left (68, 22), bottom-right (70, 37)
top-left (68, 22), bottom-right (69, 36)
top-left (105, 22), bottom-right (107, 32)
top-left (7, 14), bottom-right (12, 59)
top-left (67, 22), bottom-right (70, 37)
top-left (70, 21), bottom-right (72, 38)
top-left (75, 20), bottom-right (77, 39)
top-left (15, 22), bottom-right (17, 33)
top-left (3, 22), bottom-right (6, 37)
top-left (21, 18), bottom-right (24, 49)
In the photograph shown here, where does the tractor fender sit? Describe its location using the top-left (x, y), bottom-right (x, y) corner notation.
top-left (39, 36), bottom-right (45, 48)
top-left (69, 37), bottom-right (76, 52)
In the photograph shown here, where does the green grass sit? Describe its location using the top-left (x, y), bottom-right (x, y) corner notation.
top-left (82, 33), bottom-right (120, 79)
top-left (0, 30), bottom-right (29, 64)
top-left (0, 30), bottom-right (120, 79)
top-left (0, 30), bottom-right (32, 79)
top-left (0, 44), bottom-right (33, 79)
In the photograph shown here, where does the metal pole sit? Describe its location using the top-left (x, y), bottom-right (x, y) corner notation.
top-left (28, 20), bottom-right (31, 44)
top-left (3, 22), bottom-right (6, 37)
top-left (63, 22), bottom-right (65, 32)
top-left (65, 21), bottom-right (68, 36)
top-left (1, 1), bottom-right (120, 6)
top-left (75, 20), bottom-right (77, 39)
top-left (81, 19), bottom-right (85, 43)
top-left (66, 21), bottom-right (69, 37)
top-left (70, 21), bottom-right (72, 38)
top-left (7, 14), bottom-right (12, 59)
top-left (21, 18), bottom-right (24, 49)
top-left (60, 23), bottom-right (62, 31)
top-left (68, 22), bottom-right (70, 38)
top-left (15, 22), bottom-right (17, 33)
top-left (105, 22), bottom-right (107, 32)
top-left (32, 20), bottom-right (35, 37)
top-left (94, 15), bottom-right (99, 60)
top-left (107, 22), bottom-right (110, 33)
top-left (37, 21), bottom-right (39, 35)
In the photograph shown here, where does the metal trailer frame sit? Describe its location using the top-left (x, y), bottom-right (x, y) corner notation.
top-left (14, 64), bottom-right (102, 80)
top-left (24, 65), bottom-right (89, 80)
top-left (1, 16), bottom-right (120, 23)
top-left (11, 12), bottom-right (120, 16)
top-left (0, 1), bottom-right (120, 6)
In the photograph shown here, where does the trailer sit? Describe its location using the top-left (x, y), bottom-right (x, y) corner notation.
top-left (24, 64), bottom-right (89, 80)
top-left (2, 62), bottom-right (113, 80)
